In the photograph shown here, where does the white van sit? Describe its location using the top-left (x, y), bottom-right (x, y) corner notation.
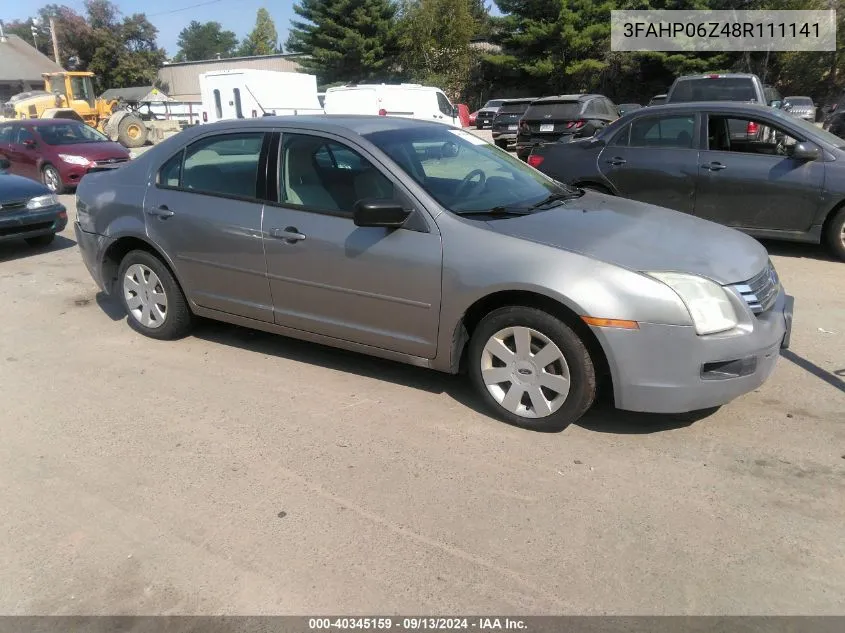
top-left (199, 69), bottom-right (323, 123)
top-left (323, 83), bottom-right (461, 127)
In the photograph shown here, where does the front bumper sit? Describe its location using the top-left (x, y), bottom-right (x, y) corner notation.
top-left (592, 289), bottom-right (793, 414)
top-left (0, 204), bottom-right (67, 242)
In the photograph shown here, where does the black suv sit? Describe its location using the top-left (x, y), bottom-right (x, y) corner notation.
top-left (515, 94), bottom-right (618, 161)
top-left (491, 98), bottom-right (536, 149)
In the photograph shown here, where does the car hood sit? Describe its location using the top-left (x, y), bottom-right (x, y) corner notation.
top-left (0, 173), bottom-right (52, 200)
top-left (50, 141), bottom-right (130, 161)
top-left (482, 193), bottom-right (768, 284)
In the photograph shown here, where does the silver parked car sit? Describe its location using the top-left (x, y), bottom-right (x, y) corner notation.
top-left (74, 116), bottom-right (793, 431)
top-left (783, 96), bottom-right (817, 123)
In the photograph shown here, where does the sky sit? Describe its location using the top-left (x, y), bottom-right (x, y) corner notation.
top-left (3, 0), bottom-right (503, 59)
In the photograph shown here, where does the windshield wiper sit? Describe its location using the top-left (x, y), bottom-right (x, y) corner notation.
top-left (455, 207), bottom-right (535, 217)
top-left (527, 190), bottom-right (584, 210)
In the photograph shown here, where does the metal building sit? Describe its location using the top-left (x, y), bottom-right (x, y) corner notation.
top-left (156, 53), bottom-right (305, 102)
top-left (0, 30), bottom-right (64, 103)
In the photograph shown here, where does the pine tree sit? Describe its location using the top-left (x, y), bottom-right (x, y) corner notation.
top-left (239, 8), bottom-right (279, 57)
top-left (286, 0), bottom-right (399, 84)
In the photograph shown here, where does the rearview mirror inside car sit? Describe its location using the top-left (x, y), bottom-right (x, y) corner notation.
top-left (790, 142), bottom-right (820, 161)
top-left (441, 141), bottom-right (459, 158)
top-left (353, 199), bottom-right (411, 229)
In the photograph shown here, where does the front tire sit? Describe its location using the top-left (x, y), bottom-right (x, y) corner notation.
top-left (42, 164), bottom-right (64, 194)
top-left (117, 250), bottom-right (193, 340)
top-left (468, 307), bottom-right (597, 431)
top-left (117, 114), bottom-right (148, 148)
top-left (824, 207), bottom-right (845, 261)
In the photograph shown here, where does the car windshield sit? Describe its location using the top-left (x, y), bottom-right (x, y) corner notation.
top-left (670, 78), bottom-right (758, 102)
top-left (483, 100), bottom-right (506, 109)
top-left (37, 122), bottom-right (109, 145)
top-left (363, 127), bottom-right (577, 214)
top-left (498, 101), bottom-right (533, 114)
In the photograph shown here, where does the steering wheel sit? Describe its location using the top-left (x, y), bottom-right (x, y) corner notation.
top-left (455, 169), bottom-right (486, 197)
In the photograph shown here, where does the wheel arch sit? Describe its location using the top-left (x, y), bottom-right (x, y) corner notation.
top-left (100, 234), bottom-right (185, 298)
top-left (450, 289), bottom-right (614, 400)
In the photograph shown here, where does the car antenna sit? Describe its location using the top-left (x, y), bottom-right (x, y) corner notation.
top-left (243, 83), bottom-right (266, 117)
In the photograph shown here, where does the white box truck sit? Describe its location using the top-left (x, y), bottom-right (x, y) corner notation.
top-left (199, 69), bottom-right (323, 123)
top-left (322, 83), bottom-right (462, 127)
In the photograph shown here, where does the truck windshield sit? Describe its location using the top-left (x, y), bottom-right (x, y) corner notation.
top-left (38, 122), bottom-right (109, 145)
top-left (48, 76), bottom-right (65, 95)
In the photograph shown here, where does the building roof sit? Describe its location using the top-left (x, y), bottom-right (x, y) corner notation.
top-left (0, 34), bottom-right (63, 82)
top-left (99, 86), bottom-right (171, 102)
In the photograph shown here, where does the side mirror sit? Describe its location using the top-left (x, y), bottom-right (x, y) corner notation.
top-left (441, 141), bottom-right (459, 158)
top-left (0, 157), bottom-right (9, 170)
top-left (790, 141), bottom-right (820, 161)
top-left (353, 199), bottom-right (412, 228)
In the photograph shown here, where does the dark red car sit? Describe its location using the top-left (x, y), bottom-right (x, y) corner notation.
top-left (0, 119), bottom-right (130, 193)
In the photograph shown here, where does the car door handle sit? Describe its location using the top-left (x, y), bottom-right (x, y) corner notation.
top-left (605, 157), bottom-right (627, 166)
top-left (146, 205), bottom-right (174, 218)
top-left (703, 162), bottom-right (727, 171)
top-left (269, 227), bottom-right (306, 243)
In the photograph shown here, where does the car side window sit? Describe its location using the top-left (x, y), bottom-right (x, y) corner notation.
top-left (707, 116), bottom-right (798, 156)
top-left (0, 125), bottom-right (14, 143)
top-left (436, 92), bottom-right (453, 117)
top-left (610, 123), bottom-right (630, 146)
top-left (175, 133), bottom-right (264, 198)
top-left (16, 128), bottom-right (36, 144)
top-left (158, 151), bottom-right (183, 187)
top-left (629, 116), bottom-right (695, 149)
top-left (280, 133), bottom-right (394, 214)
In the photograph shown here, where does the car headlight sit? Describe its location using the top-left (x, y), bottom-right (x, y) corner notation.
top-left (58, 154), bottom-right (93, 166)
top-left (26, 194), bottom-right (59, 210)
top-left (646, 272), bottom-right (738, 335)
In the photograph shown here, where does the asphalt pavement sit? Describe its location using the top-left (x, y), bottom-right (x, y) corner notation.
top-left (0, 175), bottom-right (843, 615)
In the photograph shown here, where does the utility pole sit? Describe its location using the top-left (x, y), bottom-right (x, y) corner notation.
top-left (49, 17), bottom-right (60, 65)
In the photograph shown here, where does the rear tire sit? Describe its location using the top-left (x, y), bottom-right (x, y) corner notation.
top-left (117, 250), bottom-right (193, 340)
top-left (824, 207), bottom-right (845, 261)
top-left (42, 164), bottom-right (64, 194)
top-left (467, 306), bottom-right (597, 432)
top-left (25, 233), bottom-right (55, 248)
top-left (117, 114), bottom-right (148, 148)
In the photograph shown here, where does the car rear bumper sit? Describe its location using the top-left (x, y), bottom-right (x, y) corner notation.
top-left (0, 203), bottom-right (67, 242)
top-left (592, 289), bottom-right (793, 414)
top-left (74, 221), bottom-right (107, 291)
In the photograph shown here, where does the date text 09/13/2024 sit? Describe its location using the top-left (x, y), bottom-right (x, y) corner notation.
top-left (308, 618), bottom-right (527, 630)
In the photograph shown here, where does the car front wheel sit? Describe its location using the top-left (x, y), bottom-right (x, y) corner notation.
top-left (468, 307), bottom-right (597, 431)
top-left (42, 164), bottom-right (64, 194)
top-left (117, 250), bottom-right (193, 340)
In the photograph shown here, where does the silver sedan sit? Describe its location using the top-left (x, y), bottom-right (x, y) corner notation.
top-left (74, 116), bottom-right (793, 431)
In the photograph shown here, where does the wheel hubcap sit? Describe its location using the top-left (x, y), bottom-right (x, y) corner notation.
top-left (44, 168), bottom-right (59, 192)
top-left (840, 223), bottom-right (845, 247)
top-left (480, 326), bottom-right (571, 419)
top-left (128, 124), bottom-right (141, 140)
top-left (123, 264), bottom-right (168, 329)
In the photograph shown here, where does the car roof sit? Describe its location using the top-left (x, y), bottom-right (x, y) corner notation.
top-left (531, 94), bottom-right (605, 103)
top-left (183, 114), bottom-right (457, 136)
top-left (621, 102), bottom-right (785, 116)
top-left (674, 73), bottom-right (759, 80)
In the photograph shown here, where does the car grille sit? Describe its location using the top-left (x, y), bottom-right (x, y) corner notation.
top-left (95, 158), bottom-right (129, 166)
top-left (732, 260), bottom-right (780, 315)
top-left (0, 200), bottom-right (27, 212)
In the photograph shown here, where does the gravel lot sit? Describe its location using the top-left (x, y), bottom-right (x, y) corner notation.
top-left (0, 159), bottom-right (843, 614)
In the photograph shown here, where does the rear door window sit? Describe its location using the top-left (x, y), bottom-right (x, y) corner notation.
top-left (629, 115), bottom-right (696, 148)
top-left (16, 127), bottom-right (36, 145)
top-left (180, 132), bottom-right (265, 198)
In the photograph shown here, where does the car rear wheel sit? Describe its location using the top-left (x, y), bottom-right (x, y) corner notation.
top-left (25, 233), bottom-right (55, 248)
top-left (468, 307), bottom-right (597, 431)
top-left (42, 164), bottom-right (64, 194)
top-left (117, 250), bottom-right (193, 340)
top-left (824, 207), bottom-right (845, 261)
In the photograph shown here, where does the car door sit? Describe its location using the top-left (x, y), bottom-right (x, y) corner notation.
top-left (598, 113), bottom-right (700, 214)
top-left (143, 130), bottom-right (274, 322)
top-left (8, 126), bottom-right (40, 181)
top-left (262, 131), bottom-right (443, 359)
top-left (695, 113), bottom-right (824, 231)
top-left (0, 123), bottom-right (14, 167)
top-left (435, 91), bottom-right (458, 126)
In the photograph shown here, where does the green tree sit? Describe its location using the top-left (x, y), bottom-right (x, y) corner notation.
top-left (286, 0), bottom-right (399, 83)
top-left (175, 21), bottom-right (239, 61)
top-left (398, 0), bottom-right (475, 97)
top-left (238, 8), bottom-right (279, 56)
